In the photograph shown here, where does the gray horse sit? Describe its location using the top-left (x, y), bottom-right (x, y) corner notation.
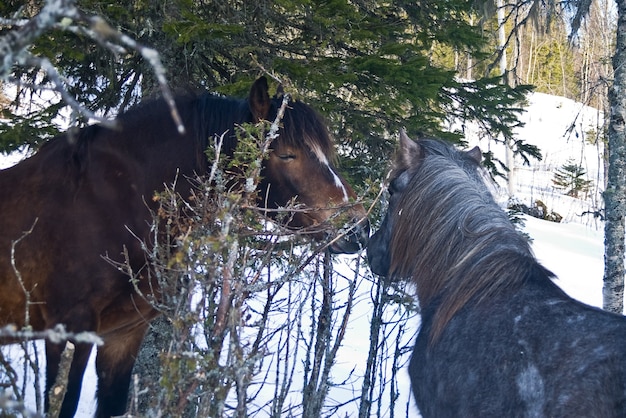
top-left (368, 131), bottom-right (626, 418)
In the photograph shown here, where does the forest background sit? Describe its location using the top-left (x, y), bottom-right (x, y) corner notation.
top-left (0, 0), bottom-right (619, 417)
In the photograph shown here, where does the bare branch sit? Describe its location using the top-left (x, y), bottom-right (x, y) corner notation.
top-left (0, 0), bottom-right (79, 78)
top-left (0, 324), bottom-right (103, 345)
top-left (10, 218), bottom-right (38, 329)
top-left (84, 15), bottom-right (185, 134)
top-left (0, 0), bottom-right (184, 133)
top-left (20, 54), bottom-right (116, 127)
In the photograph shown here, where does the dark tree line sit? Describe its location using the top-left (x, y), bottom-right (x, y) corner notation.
top-left (0, 0), bottom-right (538, 186)
top-left (1, 0), bottom-right (623, 416)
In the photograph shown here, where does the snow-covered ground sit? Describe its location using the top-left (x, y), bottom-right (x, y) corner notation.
top-left (468, 91), bottom-right (605, 225)
top-left (0, 91), bottom-right (612, 416)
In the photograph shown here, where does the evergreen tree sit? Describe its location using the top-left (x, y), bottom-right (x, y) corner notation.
top-left (552, 159), bottom-right (593, 198)
top-left (0, 0), bottom-right (534, 187)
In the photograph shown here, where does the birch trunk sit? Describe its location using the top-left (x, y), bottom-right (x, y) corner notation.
top-left (603, 0), bottom-right (626, 314)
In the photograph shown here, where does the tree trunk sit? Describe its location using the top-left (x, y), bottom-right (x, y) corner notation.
top-left (603, 0), bottom-right (626, 314)
top-left (132, 316), bottom-right (173, 415)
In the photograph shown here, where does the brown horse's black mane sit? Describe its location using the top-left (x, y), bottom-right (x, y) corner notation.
top-left (68, 94), bottom-right (250, 169)
top-left (38, 90), bottom-right (337, 174)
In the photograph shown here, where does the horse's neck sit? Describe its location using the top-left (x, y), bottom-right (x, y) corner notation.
top-left (66, 127), bottom-right (190, 208)
top-left (107, 96), bottom-right (246, 196)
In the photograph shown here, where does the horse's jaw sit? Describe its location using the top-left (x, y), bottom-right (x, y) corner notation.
top-left (328, 218), bottom-right (370, 255)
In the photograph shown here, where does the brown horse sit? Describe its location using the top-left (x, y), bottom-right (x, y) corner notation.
top-left (0, 77), bottom-right (369, 418)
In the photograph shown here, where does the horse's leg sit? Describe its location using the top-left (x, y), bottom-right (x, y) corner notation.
top-left (45, 340), bottom-right (93, 418)
top-left (95, 323), bottom-right (149, 418)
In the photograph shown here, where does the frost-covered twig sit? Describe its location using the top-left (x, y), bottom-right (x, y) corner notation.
top-left (0, 0), bottom-right (184, 132)
top-left (208, 131), bottom-right (226, 184)
top-left (263, 92), bottom-right (291, 153)
top-left (0, 324), bottom-right (103, 346)
top-left (10, 218), bottom-right (38, 328)
top-left (21, 54), bottom-right (116, 128)
top-left (84, 15), bottom-right (184, 134)
top-left (0, 0), bottom-right (80, 78)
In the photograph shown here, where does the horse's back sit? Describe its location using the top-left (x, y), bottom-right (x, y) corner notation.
top-left (411, 269), bottom-right (626, 418)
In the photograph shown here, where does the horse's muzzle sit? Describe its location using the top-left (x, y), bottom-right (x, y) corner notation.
top-left (329, 217), bottom-right (371, 254)
top-left (366, 231), bottom-right (389, 276)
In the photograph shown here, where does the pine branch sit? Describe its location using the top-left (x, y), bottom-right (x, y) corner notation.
top-left (0, 0), bottom-right (183, 133)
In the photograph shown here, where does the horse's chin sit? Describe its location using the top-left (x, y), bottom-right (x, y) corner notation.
top-left (367, 255), bottom-right (389, 276)
top-left (328, 218), bottom-right (371, 254)
top-left (329, 239), bottom-right (364, 254)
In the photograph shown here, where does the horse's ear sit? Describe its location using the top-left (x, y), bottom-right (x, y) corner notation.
top-left (467, 146), bottom-right (482, 163)
top-left (397, 129), bottom-right (423, 169)
top-left (249, 76), bottom-right (271, 122)
top-left (275, 83), bottom-right (284, 99)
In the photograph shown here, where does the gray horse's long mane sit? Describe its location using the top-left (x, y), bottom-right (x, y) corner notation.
top-left (389, 139), bottom-right (537, 343)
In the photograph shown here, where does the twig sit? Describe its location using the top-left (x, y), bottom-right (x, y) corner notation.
top-left (0, 324), bottom-right (103, 345)
top-left (10, 218), bottom-right (38, 329)
top-left (0, 0), bottom-right (185, 133)
top-left (212, 237), bottom-right (238, 346)
top-left (21, 54), bottom-right (116, 128)
top-left (208, 131), bottom-right (226, 184)
top-left (85, 15), bottom-right (185, 134)
top-left (0, 0), bottom-right (80, 78)
top-left (250, 55), bottom-right (284, 86)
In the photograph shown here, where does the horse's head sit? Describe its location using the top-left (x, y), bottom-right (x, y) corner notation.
top-left (248, 77), bottom-right (370, 254)
top-left (367, 130), bottom-right (420, 275)
top-left (367, 130), bottom-right (482, 276)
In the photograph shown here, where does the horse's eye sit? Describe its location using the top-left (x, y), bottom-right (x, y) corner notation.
top-left (389, 178), bottom-right (401, 195)
top-left (389, 171), bottom-right (410, 195)
top-left (278, 154), bottom-right (296, 161)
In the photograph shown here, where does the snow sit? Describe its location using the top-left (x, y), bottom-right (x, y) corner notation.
top-left (467, 91), bottom-right (605, 225)
top-left (0, 91), bottom-right (613, 416)
top-left (0, 149), bottom-right (29, 169)
top-left (526, 215), bottom-right (605, 307)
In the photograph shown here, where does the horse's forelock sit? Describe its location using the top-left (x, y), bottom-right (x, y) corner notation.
top-left (278, 99), bottom-right (337, 165)
top-left (388, 140), bottom-right (532, 345)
